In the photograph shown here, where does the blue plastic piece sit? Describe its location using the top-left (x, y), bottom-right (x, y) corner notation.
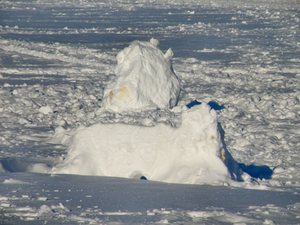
top-left (208, 101), bottom-right (225, 111)
top-left (186, 100), bottom-right (202, 109)
top-left (186, 100), bottom-right (225, 111)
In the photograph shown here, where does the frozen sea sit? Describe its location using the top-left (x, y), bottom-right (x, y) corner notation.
top-left (0, 0), bottom-right (299, 224)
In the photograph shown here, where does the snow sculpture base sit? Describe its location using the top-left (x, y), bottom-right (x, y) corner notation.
top-left (52, 104), bottom-right (229, 185)
top-left (102, 39), bottom-right (180, 112)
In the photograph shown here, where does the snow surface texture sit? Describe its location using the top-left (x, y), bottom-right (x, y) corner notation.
top-left (0, 0), bottom-right (300, 224)
top-left (102, 39), bottom-right (180, 112)
top-left (52, 104), bottom-right (230, 185)
top-left (1, 173), bottom-right (299, 225)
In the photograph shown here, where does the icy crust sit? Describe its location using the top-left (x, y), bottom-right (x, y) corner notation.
top-left (102, 39), bottom-right (180, 112)
top-left (52, 104), bottom-right (229, 185)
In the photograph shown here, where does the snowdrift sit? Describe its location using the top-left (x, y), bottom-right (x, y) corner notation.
top-left (101, 38), bottom-right (180, 112)
top-left (52, 104), bottom-right (230, 184)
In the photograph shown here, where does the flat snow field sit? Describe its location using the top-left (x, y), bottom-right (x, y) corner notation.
top-left (0, 0), bottom-right (299, 224)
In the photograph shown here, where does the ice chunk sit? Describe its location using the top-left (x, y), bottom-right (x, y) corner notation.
top-left (39, 105), bottom-right (52, 115)
top-left (102, 39), bottom-right (180, 112)
top-left (164, 48), bottom-right (174, 59)
top-left (52, 104), bottom-right (229, 185)
top-left (150, 38), bottom-right (159, 46)
top-left (38, 205), bottom-right (53, 217)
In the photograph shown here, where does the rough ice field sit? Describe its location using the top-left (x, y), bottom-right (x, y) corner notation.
top-left (0, 0), bottom-right (299, 224)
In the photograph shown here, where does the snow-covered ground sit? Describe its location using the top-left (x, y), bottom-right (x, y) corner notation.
top-left (0, 0), bottom-right (299, 224)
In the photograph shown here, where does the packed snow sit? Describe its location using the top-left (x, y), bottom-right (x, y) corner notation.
top-left (102, 38), bottom-right (180, 112)
top-left (52, 103), bottom-right (233, 184)
top-left (0, 0), bottom-right (299, 224)
top-left (52, 40), bottom-right (234, 184)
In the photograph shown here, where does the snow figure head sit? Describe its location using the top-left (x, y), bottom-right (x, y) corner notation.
top-left (102, 38), bottom-right (180, 112)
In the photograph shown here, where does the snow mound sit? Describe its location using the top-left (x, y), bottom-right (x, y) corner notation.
top-left (102, 38), bottom-right (180, 112)
top-left (52, 104), bottom-right (229, 185)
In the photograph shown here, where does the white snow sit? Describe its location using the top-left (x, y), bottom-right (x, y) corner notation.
top-left (52, 104), bottom-right (229, 184)
top-left (51, 38), bottom-right (230, 184)
top-left (102, 39), bottom-right (180, 112)
top-left (2, 178), bottom-right (27, 184)
top-left (39, 105), bottom-right (52, 115)
top-left (0, 0), bottom-right (299, 224)
top-left (37, 205), bottom-right (53, 217)
top-left (0, 173), bottom-right (299, 224)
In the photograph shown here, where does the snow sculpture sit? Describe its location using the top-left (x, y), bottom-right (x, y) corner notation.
top-left (102, 38), bottom-right (180, 112)
top-left (52, 104), bottom-right (230, 185)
